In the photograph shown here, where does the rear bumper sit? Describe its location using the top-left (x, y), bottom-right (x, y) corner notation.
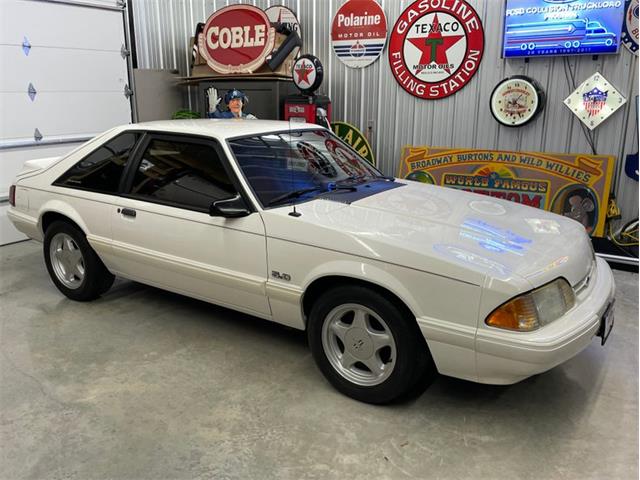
top-left (474, 257), bottom-right (615, 384)
top-left (7, 208), bottom-right (41, 241)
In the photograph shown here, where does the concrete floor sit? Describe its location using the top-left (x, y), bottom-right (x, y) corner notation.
top-left (0, 240), bottom-right (637, 480)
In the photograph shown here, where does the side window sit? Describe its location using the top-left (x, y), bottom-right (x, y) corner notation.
top-left (128, 138), bottom-right (236, 211)
top-left (54, 132), bottom-right (140, 194)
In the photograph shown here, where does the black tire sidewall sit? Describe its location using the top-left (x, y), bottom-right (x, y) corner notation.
top-left (43, 221), bottom-right (112, 301)
top-left (308, 286), bottom-right (429, 404)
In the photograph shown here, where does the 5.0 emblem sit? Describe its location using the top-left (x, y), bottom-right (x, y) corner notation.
top-left (271, 271), bottom-right (292, 281)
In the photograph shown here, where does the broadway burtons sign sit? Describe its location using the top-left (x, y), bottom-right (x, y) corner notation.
top-left (399, 146), bottom-right (616, 236)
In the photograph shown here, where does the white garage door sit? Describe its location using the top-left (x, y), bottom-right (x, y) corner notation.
top-left (0, 0), bottom-right (132, 245)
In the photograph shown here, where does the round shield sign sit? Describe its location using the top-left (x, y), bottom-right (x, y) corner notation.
top-left (198, 5), bottom-right (276, 74)
top-left (331, 0), bottom-right (388, 68)
top-left (293, 55), bottom-right (324, 95)
top-left (622, 0), bottom-right (639, 55)
top-left (388, 0), bottom-right (484, 100)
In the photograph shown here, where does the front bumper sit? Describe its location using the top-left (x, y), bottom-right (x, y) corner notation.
top-left (474, 256), bottom-right (616, 384)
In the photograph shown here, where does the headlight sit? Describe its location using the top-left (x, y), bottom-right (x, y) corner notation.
top-left (486, 278), bottom-right (575, 331)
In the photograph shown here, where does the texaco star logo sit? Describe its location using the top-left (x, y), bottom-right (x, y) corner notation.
top-left (293, 58), bottom-right (315, 88)
top-left (389, 0), bottom-right (484, 100)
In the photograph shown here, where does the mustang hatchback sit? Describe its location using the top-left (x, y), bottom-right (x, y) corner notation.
top-left (7, 120), bottom-right (615, 404)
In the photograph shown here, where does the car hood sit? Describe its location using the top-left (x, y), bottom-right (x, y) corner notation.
top-left (261, 180), bottom-right (593, 288)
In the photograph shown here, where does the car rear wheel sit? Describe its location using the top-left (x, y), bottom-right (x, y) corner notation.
top-left (44, 221), bottom-right (114, 301)
top-left (308, 286), bottom-right (435, 404)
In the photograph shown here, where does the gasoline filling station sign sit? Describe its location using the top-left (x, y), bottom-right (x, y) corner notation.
top-left (331, 0), bottom-right (388, 68)
top-left (388, 0), bottom-right (484, 100)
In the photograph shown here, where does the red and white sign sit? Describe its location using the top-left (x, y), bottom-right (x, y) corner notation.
top-left (388, 0), bottom-right (484, 100)
top-left (198, 5), bottom-right (276, 74)
top-left (331, 0), bottom-right (388, 68)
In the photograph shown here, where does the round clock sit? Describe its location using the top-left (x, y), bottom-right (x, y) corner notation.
top-left (490, 76), bottom-right (545, 127)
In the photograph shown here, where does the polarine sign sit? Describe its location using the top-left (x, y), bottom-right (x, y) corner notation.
top-left (388, 0), bottom-right (484, 100)
top-left (331, 0), bottom-right (388, 68)
top-left (399, 147), bottom-right (616, 236)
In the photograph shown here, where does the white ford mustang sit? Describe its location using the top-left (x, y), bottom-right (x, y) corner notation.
top-left (8, 120), bottom-right (615, 404)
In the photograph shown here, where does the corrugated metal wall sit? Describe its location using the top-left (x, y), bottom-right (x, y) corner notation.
top-left (132, 0), bottom-right (639, 224)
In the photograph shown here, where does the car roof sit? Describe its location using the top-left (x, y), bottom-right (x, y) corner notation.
top-left (120, 119), bottom-right (323, 140)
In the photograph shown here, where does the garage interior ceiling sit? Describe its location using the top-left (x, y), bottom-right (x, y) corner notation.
top-left (131, 0), bottom-right (639, 224)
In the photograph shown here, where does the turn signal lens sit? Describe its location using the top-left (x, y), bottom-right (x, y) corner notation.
top-left (9, 185), bottom-right (16, 207)
top-left (486, 278), bottom-right (576, 332)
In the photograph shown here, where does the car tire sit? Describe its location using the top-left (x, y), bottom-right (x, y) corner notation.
top-left (307, 285), bottom-right (435, 404)
top-left (43, 221), bottom-right (115, 301)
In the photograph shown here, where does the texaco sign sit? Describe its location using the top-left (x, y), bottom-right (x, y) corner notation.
top-left (388, 0), bottom-right (484, 100)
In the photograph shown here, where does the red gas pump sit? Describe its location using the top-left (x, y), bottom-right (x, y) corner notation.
top-left (284, 55), bottom-right (332, 128)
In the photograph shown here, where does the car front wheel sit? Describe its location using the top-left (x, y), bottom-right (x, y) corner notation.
top-left (308, 286), bottom-right (435, 404)
top-left (43, 221), bottom-right (115, 301)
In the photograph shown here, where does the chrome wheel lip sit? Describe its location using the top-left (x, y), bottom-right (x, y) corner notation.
top-left (321, 303), bottom-right (397, 387)
top-left (49, 232), bottom-right (85, 290)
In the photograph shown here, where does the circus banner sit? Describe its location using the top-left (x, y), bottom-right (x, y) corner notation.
top-left (399, 146), bottom-right (616, 236)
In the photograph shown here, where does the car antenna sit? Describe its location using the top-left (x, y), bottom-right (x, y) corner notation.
top-left (288, 116), bottom-right (301, 217)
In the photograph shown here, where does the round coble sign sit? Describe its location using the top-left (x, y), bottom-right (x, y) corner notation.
top-left (388, 0), bottom-right (484, 100)
top-left (198, 5), bottom-right (276, 74)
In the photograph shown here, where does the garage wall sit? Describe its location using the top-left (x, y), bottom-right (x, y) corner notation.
top-left (131, 0), bottom-right (639, 224)
top-left (0, 0), bottom-right (133, 244)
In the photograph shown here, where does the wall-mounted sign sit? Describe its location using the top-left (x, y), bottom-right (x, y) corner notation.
top-left (503, 0), bottom-right (625, 58)
top-left (399, 146), bottom-right (616, 236)
top-left (293, 55), bottom-right (324, 95)
top-left (388, 0), bottom-right (484, 100)
top-left (622, 0), bottom-right (639, 55)
top-left (265, 5), bottom-right (302, 59)
top-left (331, 0), bottom-right (388, 68)
top-left (490, 76), bottom-right (545, 127)
top-left (198, 5), bottom-right (276, 74)
top-left (331, 121), bottom-right (376, 165)
top-left (564, 72), bottom-right (627, 130)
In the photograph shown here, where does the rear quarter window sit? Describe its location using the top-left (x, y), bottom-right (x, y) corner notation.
top-left (54, 132), bottom-right (141, 194)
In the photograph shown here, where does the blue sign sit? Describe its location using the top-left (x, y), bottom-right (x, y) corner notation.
top-left (503, 0), bottom-right (625, 57)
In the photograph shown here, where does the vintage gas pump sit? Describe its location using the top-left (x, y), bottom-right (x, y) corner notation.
top-left (284, 55), bottom-right (332, 128)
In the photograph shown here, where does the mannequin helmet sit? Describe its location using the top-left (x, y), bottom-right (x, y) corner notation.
top-left (224, 89), bottom-right (248, 105)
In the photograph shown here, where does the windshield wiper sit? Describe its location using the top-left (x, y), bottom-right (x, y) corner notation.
top-left (267, 187), bottom-right (325, 207)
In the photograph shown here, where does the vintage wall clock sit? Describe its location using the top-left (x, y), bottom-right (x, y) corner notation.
top-left (490, 76), bottom-right (545, 127)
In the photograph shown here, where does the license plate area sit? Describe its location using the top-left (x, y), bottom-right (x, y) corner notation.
top-left (598, 301), bottom-right (614, 346)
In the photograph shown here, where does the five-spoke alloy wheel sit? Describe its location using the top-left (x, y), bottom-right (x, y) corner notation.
top-left (44, 221), bottom-right (115, 301)
top-left (308, 285), bottom-right (435, 404)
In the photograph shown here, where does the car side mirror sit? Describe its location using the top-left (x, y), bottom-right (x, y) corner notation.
top-left (209, 194), bottom-right (251, 218)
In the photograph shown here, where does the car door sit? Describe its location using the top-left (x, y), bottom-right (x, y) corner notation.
top-left (110, 132), bottom-right (271, 318)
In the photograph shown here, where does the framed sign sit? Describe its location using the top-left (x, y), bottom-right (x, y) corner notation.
top-left (399, 146), bottom-right (616, 236)
top-left (503, 0), bottom-right (625, 57)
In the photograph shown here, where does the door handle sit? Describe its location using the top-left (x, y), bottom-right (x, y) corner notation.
top-left (120, 208), bottom-right (136, 218)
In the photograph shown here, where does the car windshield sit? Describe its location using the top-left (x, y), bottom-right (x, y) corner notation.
top-left (228, 129), bottom-right (384, 208)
